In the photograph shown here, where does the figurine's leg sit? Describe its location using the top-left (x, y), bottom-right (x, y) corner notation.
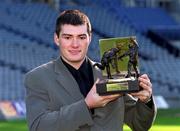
top-left (115, 56), bottom-right (120, 73)
top-left (110, 58), bottom-right (114, 68)
top-left (126, 61), bottom-right (131, 78)
top-left (106, 65), bottom-right (112, 79)
top-left (133, 63), bottom-right (139, 78)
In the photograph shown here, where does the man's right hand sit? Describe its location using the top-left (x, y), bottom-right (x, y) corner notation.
top-left (85, 79), bottom-right (121, 109)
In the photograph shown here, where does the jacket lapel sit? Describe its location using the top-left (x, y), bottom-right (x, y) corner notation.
top-left (89, 59), bottom-right (103, 82)
top-left (89, 59), bottom-right (108, 116)
top-left (54, 57), bottom-right (84, 101)
top-left (54, 57), bottom-right (112, 118)
top-left (89, 59), bottom-right (121, 119)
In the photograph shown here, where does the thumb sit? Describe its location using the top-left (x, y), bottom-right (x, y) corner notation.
top-left (92, 78), bottom-right (100, 91)
top-left (95, 78), bottom-right (100, 84)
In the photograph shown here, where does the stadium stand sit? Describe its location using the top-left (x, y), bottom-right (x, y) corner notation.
top-left (0, 0), bottom-right (180, 110)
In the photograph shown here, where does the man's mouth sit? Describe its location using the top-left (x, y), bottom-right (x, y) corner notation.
top-left (69, 50), bottom-right (81, 55)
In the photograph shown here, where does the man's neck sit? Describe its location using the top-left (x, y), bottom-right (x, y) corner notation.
top-left (61, 56), bottom-right (86, 70)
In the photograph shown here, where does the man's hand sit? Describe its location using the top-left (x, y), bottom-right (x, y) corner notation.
top-left (85, 79), bottom-right (121, 109)
top-left (130, 74), bottom-right (152, 103)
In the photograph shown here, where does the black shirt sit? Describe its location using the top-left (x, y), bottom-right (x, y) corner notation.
top-left (61, 57), bottom-right (94, 97)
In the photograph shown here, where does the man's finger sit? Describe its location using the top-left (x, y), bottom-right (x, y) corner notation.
top-left (139, 74), bottom-right (149, 79)
top-left (95, 78), bottom-right (100, 84)
top-left (90, 78), bottom-right (100, 94)
top-left (102, 94), bottom-right (121, 100)
top-left (139, 82), bottom-right (152, 90)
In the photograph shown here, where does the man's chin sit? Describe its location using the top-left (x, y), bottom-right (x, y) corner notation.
top-left (70, 58), bottom-right (84, 63)
top-left (67, 56), bottom-right (84, 62)
top-left (62, 55), bottom-right (85, 63)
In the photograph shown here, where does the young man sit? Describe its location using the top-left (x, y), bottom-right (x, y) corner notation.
top-left (25, 10), bottom-right (156, 131)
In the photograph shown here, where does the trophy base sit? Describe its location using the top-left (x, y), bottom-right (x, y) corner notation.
top-left (96, 77), bottom-right (140, 95)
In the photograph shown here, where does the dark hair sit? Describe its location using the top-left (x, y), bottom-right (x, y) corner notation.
top-left (55, 10), bottom-right (92, 37)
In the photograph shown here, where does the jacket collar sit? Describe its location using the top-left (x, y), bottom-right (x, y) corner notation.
top-left (54, 57), bottom-right (84, 101)
top-left (54, 56), bottom-right (102, 100)
top-left (54, 57), bottom-right (110, 117)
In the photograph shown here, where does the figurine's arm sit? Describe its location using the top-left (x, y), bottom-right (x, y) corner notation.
top-left (93, 63), bottom-right (105, 70)
top-left (118, 51), bottom-right (129, 60)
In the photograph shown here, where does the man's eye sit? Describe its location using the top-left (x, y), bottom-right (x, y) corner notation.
top-left (64, 37), bottom-right (71, 40)
top-left (80, 36), bottom-right (86, 40)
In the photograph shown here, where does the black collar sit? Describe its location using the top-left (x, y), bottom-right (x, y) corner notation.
top-left (61, 57), bottom-right (89, 74)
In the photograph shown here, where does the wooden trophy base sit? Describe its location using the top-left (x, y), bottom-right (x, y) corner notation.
top-left (96, 77), bottom-right (140, 95)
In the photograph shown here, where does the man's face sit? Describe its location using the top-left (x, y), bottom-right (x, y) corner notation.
top-left (54, 24), bottom-right (91, 66)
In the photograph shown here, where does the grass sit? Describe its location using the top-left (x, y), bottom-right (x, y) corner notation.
top-left (0, 109), bottom-right (180, 131)
top-left (0, 119), bottom-right (27, 130)
top-left (124, 109), bottom-right (180, 131)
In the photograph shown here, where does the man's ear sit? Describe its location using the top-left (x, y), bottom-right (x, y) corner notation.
top-left (54, 33), bottom-right (59, 46)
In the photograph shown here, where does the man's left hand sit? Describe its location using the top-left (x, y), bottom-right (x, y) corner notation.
top-left (130, 74), bottom-right (152, 103)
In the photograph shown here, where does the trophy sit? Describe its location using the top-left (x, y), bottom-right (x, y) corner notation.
top-left (94, 36), bottom-right (140, 95)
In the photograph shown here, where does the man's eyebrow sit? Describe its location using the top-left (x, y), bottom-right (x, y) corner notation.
top-left (61, 34), bottom-right (72, 36)
top-left (61, 34), bottom-right (87, 37)
top-left (78, 34), bottom-right (87, 36)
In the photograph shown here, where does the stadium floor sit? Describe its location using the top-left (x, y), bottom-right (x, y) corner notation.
top-left (0, 109), bottom-right (179, 131)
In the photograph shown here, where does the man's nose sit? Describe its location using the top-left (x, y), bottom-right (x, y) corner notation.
top-left (71, 38), bottom-right (79, 47)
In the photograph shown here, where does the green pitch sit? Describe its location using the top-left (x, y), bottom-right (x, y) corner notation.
top-left (0, 119), bottom-right (27, 130)
top-left (0, 109), bottom-right (179, 131)
top-left (124, 109), bottom-right (180, 131)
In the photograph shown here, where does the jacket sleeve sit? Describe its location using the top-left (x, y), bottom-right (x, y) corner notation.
top-left (25, 72), bottom-right (93, 131)
top-left (124, 94), bottom-right (157, 131)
